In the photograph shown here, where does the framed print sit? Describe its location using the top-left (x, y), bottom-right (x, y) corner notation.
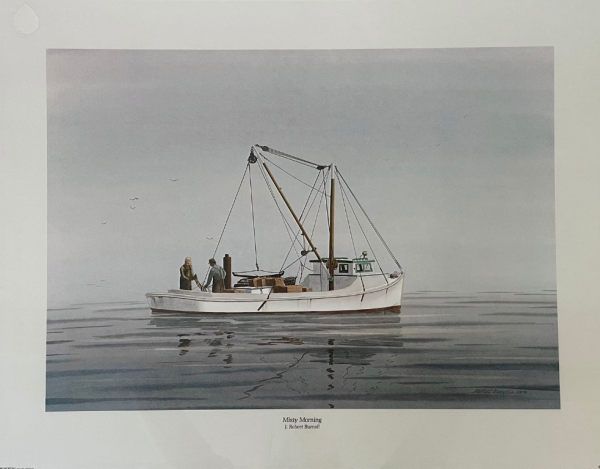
top-left (1, 1), bottom-right (598, 468)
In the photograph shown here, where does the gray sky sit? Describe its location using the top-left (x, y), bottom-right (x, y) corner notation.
top-left (47, 48), bottom-right (554, 307)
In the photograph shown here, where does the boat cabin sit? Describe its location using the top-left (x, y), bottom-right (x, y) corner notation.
top-left (308, 257), bottom-right (375, 276)
top-left (300, 256), bottom-right (379, 292)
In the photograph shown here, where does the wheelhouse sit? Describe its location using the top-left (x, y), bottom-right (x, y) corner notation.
top-left (309, 257), bottom-right (376, 276)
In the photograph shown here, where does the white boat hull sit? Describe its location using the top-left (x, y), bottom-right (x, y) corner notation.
top-left (146, 274), bottom-right (403, 314)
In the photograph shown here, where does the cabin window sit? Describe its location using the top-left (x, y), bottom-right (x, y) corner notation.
top-left (339, 263), bottom-right (349, 273)
top-left (355, 263), bottom-right (373, 273)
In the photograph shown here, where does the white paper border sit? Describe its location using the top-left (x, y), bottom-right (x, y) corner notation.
top-left (1, 1), bottom-right (599, 468)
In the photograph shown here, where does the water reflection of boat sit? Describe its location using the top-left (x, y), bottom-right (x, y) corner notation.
top-left (146, 145), bottom-right (404, 314)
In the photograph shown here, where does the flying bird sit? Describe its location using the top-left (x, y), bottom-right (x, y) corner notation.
top-left (130, 206), bottom-right (136, 210)
top-left (129, 198), bottom-right (139, 201)
top-left (463, 114), bottom-right (468, 118)
top-left (101, 222), bottom-right (107, 224)
top-left (435, 144), bottom-right (441, 147)
top-left (170, 179), bottom-right (179, 182)
top-left (206, 237), bottom-right (213, 240)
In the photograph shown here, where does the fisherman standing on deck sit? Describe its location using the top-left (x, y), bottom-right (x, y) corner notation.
top-left (204, 258), bottom-right (226, 293)
top-left (180, 257), bottom-right (201, 290)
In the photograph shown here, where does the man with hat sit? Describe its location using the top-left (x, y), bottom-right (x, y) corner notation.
top-left (204, 258), bottom-right (227, 293)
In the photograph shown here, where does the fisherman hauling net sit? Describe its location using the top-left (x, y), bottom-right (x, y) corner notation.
top-left (203, 258), bottom-right (227, 293)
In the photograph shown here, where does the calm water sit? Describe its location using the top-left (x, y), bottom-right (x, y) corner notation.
top-left (46, 291), bottom-right (559, 410)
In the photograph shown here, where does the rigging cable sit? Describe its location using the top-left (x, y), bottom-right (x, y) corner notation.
top-left (254, 155), bottom-right (305, 262)
top-left (256, 153), bottom-right (330, 279)
top-left (255, 149), bottom-right (315, 244)
top-left (294, 169), bottom-right (327, 280)
top-left (310, 168), bottom-right (328, 240)
top-left (298, 170), bottom-right (329, 278)
top-left (257, 145), bottom-right (325, 170)
top-left (339, 172), bottom-right (366, 292)
top-left (282, 254), bottom-right (308, 273)
top-left (248, 164), bottom-right (260, 270)
top-left (263, 155), bottom-right (328, 196)
top-left (280, 167), bottom-right (328, 276)
top-left (252, 156), bottom-right (308, 307)
top-left (203, 162), bottom-right (250, 283)
top-left (322, 168), bottom-right (330, 230)
top-left (256, 148), bottom-right (328, 271)
top-left (337, 170), bottom-right (403, 272)
top-left (279, 171), bottom-right (324, 273)
top-left (337, 172), bottom-right (388, 284)
top-left (312, 168), bottom-right (332, 287)
top-left (294, 168), bottom-right (329, 278)
top-left (300, 168), bottom-right (329, 276)
top-left (284, 171), bottom-right (329, 280)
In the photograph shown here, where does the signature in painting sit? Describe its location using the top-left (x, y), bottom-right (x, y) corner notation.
top-left (472, 388), bottom-right (528, 395)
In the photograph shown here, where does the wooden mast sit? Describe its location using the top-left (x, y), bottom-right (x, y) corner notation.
top-left (261, 160), bottom-right (327, 270)
top-left (328, 164), bottom-right (335, 291)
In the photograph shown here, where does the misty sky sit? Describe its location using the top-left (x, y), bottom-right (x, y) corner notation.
top-left (47, 48), bottom-right (555, 307)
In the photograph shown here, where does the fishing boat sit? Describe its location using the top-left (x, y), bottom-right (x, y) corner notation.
top-left (146, 145), bottom-right (404, 314)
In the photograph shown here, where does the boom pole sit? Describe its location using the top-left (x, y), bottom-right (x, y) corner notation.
top-left (261, 159), bottom-right (327, 271)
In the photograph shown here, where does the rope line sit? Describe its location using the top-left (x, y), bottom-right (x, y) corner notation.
top-left (323, 169), bottom-right (330, 230)
top-left (254, 156), bottom-right (304, 264)
top-left (292, 172), bottom-right (328, 280)
top-left (310, 168), bottom-right (329, 240)
top-left (339, 173), bottom-right (366, 291)
top-left (257, 152), bottom-right (329, 278)
top-left (258, 146), bottom-right (325, 169)
top-left (279, 171), bottom-right (323, 272)
top-left (248, 164), bottom-right (260, 270)
top-left (296, 170), bottom-right (328, 280)
top-left (263, 155), bottom-right (328, 196)
top-left (282, 254), bottom-right (307, 272)
top-left (204, 163), bottom-right (249, 283)
top-left (281, 174), bottom-right (320, 268)
top-left (256, 158), bottom-right (300, 239)
top-left (337, 174), bottom-right (388, 284)
top-left (293, 172), bottom-right (325, 282)
top-left (337, 170), bottom-right (403, 271)
top-left (256, 147), bottom-right (316, 170)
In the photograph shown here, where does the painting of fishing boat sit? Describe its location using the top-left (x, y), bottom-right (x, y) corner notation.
top-left (146, 145), bottom-right (404, 314)
top-left (46, 47), bottom-right (558, 411)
